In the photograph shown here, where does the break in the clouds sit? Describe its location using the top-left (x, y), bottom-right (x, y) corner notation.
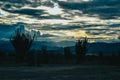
top-left (0, 0), bottom-right (120, 46)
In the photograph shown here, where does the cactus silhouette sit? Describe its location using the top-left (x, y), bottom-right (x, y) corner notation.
top-left (10, 28), bottom-right (35, 63)
top-left (75, 37), bottom-right (88, 63)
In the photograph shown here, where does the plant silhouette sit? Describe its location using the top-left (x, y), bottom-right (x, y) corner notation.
top-left (10, 28), bottom-right (35, 63)
top-left (75, 37), bottom-right (88, 64)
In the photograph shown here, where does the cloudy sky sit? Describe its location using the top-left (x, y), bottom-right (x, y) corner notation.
top-left (0, 0), bottom-right (120, 46)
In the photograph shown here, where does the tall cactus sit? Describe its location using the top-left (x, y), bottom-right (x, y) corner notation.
top-left (75, 37), bottom-right (88, 63)
top-left (10, 28), bottom-right (35, 63)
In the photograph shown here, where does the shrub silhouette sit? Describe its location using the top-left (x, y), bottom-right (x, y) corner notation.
top-left (10, 28), bottom-right (35, 63)
top-left (75, 37), bottom-right (88, 63)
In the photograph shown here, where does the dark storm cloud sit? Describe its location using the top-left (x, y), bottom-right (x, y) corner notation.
top-left (35, 25), bottom-right (82, 30)
top-left (1, 1), bottom-right (66, 19)
top-left (118, 36), bottom-right (120, 39)
top-left (85, 22), bottom-right (120, 36)
top-left (41, 0), bottom-right (54, 7)
top-left (1, 2), bottom-right (44, 16)
top-left (84, 7), bottom-right (120, 19)
top-left (0, 0), bottom-right (55, 8)
top-left (58, 0), bottom-right (120, 19)
top-left (0, 0), bottom-right (39, 5)
top-left (2, 8), bottom-right (45, 16)
top-left (86, 30), bottom-right (117, 36)
top-left (35, 23), bottom-right (119, 36)
top-left (109, 24), bottom-right (120, 28)
top-left (51, 25), bottom-right (82, 30)
top-left (86, 30), bottom-right (106, 35)
top-left (0, 0), bottom-right (28, 7)
top-left (83, 23), bottom-right (120, 28)
top-left (1, 5), bottom-right (65, 19)
top-left (33, 22), bottom-right (120, 33)
top-left (0, 0), bottom-right (119, 44)
top-left (1, 0), bottom-right (120, 19)
top-left (0, 0), bottom-right (24, 3)
top-left (34, 15), bottom-right (67, 19)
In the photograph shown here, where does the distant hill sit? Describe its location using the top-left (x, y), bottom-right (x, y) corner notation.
top-left (0, 40), bottom-right (14, 52)
top-left (0, 40), bottom-right (120, 54)
top-left (87, 42), bottom-right (120, 54)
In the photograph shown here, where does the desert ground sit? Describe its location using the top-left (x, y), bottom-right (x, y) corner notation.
top-left (0, 65), bottom-right (120, 80)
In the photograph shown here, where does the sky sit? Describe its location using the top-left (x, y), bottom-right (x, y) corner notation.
top-left (0, 0), bottom-right (120, 46)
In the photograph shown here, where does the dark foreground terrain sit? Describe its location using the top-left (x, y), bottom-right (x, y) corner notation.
top-left (0, 65), bottom-right (120, 80)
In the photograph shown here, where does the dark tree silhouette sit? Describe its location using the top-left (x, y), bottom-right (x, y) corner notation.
top-left (10, 28), bottom-right (35, 63)
top-left (75, 37), bottom-right (88, 64)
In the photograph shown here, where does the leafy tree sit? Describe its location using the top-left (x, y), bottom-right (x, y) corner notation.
top-left (75, 37), bottom-right (88, 63)
top-left (10, 28), bottom-right (35, 63)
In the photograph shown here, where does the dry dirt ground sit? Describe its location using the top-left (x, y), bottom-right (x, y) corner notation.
top-left (0, 65), bottom-right (120, 80)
